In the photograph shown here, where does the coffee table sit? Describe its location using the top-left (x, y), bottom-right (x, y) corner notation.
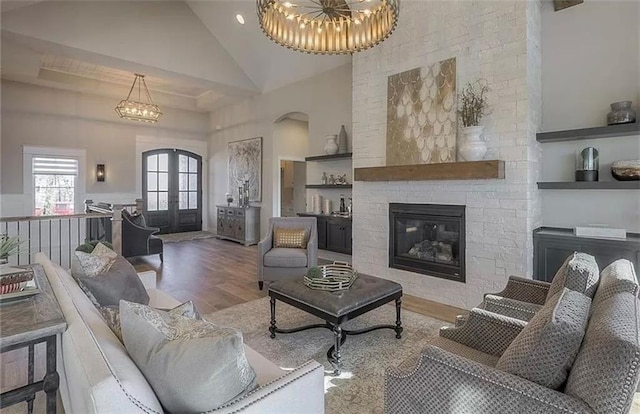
top-left (268, 273), bottom-right (402, 375)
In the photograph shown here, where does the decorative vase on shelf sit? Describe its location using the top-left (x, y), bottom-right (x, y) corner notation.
top-left (338, 125), bottom-right (348, 154)
top-left (607, 101), bottom-right (636, 125)
top-left (324, 135), bottom-right (339, 155)
top-left (459, 126), bottom-right (487, 161)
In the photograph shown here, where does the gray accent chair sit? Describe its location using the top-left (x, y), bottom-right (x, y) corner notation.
top-left (257, 217), bottom-right (318, 290)
top-left (456, 252), bottom-right (600, 325)
top-left (385, 259), bottom-right (640, 414)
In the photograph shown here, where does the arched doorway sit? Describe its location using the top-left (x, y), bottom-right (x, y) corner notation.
top-left (142, 148), bottom-right (202, 234)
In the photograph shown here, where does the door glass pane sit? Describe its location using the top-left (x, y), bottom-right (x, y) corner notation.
top-left (147, 155), bottom-right (158, 172)
top-left (158, 153), bottom-right (169, 172)
top-left (147, 172), bottom-right (157, 191)
top-left (189, 192), bottom-right (197, 209)
top-left (158, 192), bottom-right (168, 211)
top-left (189, 173), bottom-right (197, 191)
top-left (189, 157), bottom-right (198, 173)
top-left (179, 192), bottom-right (188, 210)
top-left (179, 155), bottom-right (188, 172)
top-left (158, 172), bottom-right (168, 191)
top-left (147, 192), bottom-right (158, 211)
top-left (179, 173), bottom-right (188, 191)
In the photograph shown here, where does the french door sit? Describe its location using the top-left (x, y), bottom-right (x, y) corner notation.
top-left (142, 149), bottom-right (202, 234)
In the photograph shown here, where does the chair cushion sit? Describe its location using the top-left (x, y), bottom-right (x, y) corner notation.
top-left (592, 259), bottom-right (639, 308)
top-left (566, 291), bottom-right (640, 414)
top-left (264, 248), bottom-right (308, 268)
top-left (120, 300), bottom-right (257, 413)
top-left (546, 252), bottom-right (600, 302)
top-left (274, 227), bottom-right (308, 248)
top-left (497, 289), bottom-right (591, 389)
top-left (429, 336), bottom-right (500, 367)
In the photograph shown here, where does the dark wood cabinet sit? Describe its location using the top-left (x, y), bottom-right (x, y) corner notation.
top-left (298, 214), bottom-right (351, 255)
top-left (533, 227), bottom-right (640, 282)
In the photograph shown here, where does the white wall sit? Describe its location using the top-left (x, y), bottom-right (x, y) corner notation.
top-left (209, 64), bottom-right (352, 236)
top-left (1, 80), bottom-right (209, 217)
top-left (351, 0), bottom-right (542, 309)
top-left (541, 1), bottom-right (640, 232)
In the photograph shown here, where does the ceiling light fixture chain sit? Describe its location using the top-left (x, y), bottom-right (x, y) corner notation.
top-left (115, 73), bottom-right (162, 124)
top-left (257, 0), bottom-right (399, 55)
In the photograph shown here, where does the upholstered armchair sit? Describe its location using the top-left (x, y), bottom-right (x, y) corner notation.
top-left (456, 252), bottom-right (600, 326)
top-left (386, 259), bottom-right (640, 414)
top-left (121, 210), bottom-right (164, 261)
top-left (257, 217), bottom-right (318, 290)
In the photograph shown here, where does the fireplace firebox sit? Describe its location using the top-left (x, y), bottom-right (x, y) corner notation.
top-left (389, 203), bottom-right (465, 283)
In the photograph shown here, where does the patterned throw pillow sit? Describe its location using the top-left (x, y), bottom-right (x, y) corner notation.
top-left (120, 300), bottom-right (257, 412)
top-left (92, 242), bottom-right (118, 262)
top-left (73, 251), bottom-right (113, 278)
top-left (274, 227), bottom-right (307, 248)
top-left (546, 252), bottom-right (600, 301)
top-left (100, 300), bottom-right (200, 342)
top-left (496, 288), bottom-right (591, 389)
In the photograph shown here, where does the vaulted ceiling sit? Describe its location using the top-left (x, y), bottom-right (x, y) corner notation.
top-left (0, 0), bottom-right (350, 113)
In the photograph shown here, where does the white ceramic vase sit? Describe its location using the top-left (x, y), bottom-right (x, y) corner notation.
top-left (459, 126), bottom-right (487, 161)
top-left (324, 135), bottom-right (339, 155)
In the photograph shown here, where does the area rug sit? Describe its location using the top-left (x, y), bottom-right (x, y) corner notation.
top-left (155, 231), bottom-right (215, 243)
top-left (204, 297), bottom-right (449, 414)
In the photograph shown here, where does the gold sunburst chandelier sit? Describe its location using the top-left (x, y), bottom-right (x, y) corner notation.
top-left (257, 0), bottom-right (399, 55)
top-left (115, 74), bottom-right (162, 123)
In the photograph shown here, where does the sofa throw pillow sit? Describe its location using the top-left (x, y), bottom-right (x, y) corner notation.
top-left (72, 255), bottom-right (149, 307)
top-left (546, 252), bottom-right (600, 301)
top-left (73, 251), bottom-right (113, 278)
top-left (120, 300), bottom-right (257, 412)
top-left (100, 300), bottom-right (200, 342)
top-left (496, 289), bottom-right (591, 389)
top-left (274, 227), bottom-right (307, 248)
top-left (92, 242), bottom-right (118, 262)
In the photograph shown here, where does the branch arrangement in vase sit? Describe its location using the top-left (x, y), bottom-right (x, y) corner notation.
top-left (457, 80), bottom-right (489, 127)
top-left (457, 80), bottom-right (491, 162)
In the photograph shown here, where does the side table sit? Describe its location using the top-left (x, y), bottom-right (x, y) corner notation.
top-left (0, 264), bottom-right (67, 414)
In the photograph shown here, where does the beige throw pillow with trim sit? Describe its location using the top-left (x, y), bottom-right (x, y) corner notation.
top-left (274, 227), bottom-right (308, 248)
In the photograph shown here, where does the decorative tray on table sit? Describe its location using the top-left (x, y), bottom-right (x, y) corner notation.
top-left (304, 261), bottom-right (358, 292)
top-left (0, 267), bottom-right (39, 303)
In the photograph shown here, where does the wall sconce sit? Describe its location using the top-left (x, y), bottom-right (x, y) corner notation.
top-left (96, 164), bottom-right (106, 182)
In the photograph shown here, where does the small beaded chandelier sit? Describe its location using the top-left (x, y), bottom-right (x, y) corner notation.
top-left (115, 74), bottom-right (162, 123)
top-left (257, 0), bottom-right (399, 55)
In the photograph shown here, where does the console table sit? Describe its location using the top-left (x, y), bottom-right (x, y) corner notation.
top-left (0, 264), bottom-right (66, 414)
top-left (216, 205), bottom-right (260, 246)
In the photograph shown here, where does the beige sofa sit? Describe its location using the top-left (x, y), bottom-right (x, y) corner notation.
top-left (35, 253), bottom-right (325, 414)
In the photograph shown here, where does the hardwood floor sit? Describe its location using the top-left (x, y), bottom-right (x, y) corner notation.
top-left (129, 237), bottom-right (467, 322)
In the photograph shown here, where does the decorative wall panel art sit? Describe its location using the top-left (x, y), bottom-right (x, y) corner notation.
top-left (228, 137), bottom-right (262, 201)
top-left (387, 57), bottom-right (457, 165)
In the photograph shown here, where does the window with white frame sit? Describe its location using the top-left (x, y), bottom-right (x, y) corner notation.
top-left (32, 157), bottom-right (79, 216)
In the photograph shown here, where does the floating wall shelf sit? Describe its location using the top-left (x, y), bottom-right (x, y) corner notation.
top-left (537, 181), bottom-right (640, 190)
top-left (354, 160), bottom-right (505, 182)
top-left (536, 123), bottom-right (640, 143)
top-left (305, 184), bottom-right (353, 189)
top-left (305, 153), bottom-right (352, 162)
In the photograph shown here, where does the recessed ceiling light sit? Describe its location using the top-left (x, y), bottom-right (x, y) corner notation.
top-left (236, 14), bottom-right (245, 25)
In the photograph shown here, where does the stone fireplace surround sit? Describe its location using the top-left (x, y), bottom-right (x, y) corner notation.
top-left (350, 1), bottom-right (542, 309)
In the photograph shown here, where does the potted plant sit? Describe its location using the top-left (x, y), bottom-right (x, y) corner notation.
top-left (0, 235), bottom-right (22, 266)
top-left (457, 80), bottom-right (490, 161)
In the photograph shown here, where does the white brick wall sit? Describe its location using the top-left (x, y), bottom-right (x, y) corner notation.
top-left (351, 0), bottom-right (542, 309)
